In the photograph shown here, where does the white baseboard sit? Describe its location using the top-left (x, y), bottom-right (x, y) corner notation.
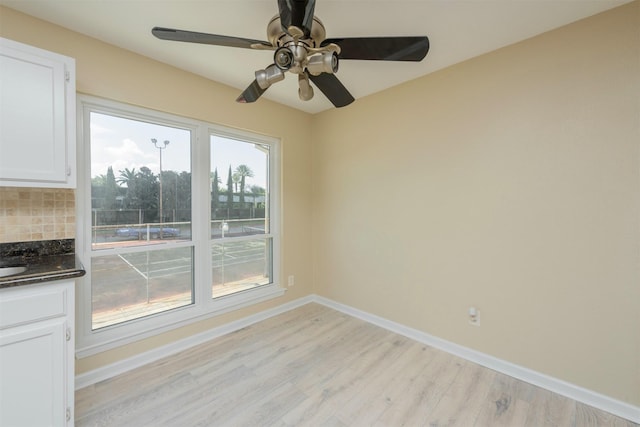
top-left (312, 295), bottom-right (640, 424)
top-left (74, 295), bottom-right (315, 390)
top-left (75, 293), bottom-right (639, 423)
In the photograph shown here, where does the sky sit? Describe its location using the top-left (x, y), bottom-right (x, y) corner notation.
top-left (90, 112), bottom-right (268, 189)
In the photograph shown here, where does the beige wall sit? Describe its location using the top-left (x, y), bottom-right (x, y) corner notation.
top-left (311, 1), bottom-right (639, 406)
top-left (1, 2), bottom-right (638, 408)
top-left (0, 7), bottom-right (315, 375)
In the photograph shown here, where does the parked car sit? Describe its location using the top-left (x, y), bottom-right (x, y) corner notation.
top-left (115, 227), bottom-right (180, 239)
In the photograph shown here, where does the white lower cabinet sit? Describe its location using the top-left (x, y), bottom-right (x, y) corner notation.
top-left (0, 280), bottom-right (75, 426)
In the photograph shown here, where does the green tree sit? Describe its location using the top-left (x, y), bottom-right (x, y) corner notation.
top-left (158, 170), bottom-right (192, 222)
top-left (91, 174), bottom-right (106, 209)
top-left (133, 166), bottom-right (159, 222)
top-left (177, 171), bottom-right (192, 221)
top-left (104, 166), bottom-right (120, 211)
top-left (117, 167), bottom-right (137, 208)
top-left (249, 185), bottom-right (266, 209)
top-left (161, 170), bottom-right (178, 222)
top-left (211, 168), bottom-right (220, 216)
top-left (232, 172), bottom-right (240, 193)
top-left (226, 165), bottom-right (234, 212)
top-left (249, 185), bottom-right (265, 197)
top-left (116, 167), bottom-right (137, 187)
top-left (234, 164), bottom-right (254, 204)
top-left (91, 174), bottom-right (107, 186)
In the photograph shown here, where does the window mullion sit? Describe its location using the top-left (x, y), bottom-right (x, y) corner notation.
top-left (193, 126), bottom-right (213, 309)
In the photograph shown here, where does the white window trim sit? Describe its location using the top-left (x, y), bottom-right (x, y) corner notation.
top-left (75, 95), bottom-right (283, 358)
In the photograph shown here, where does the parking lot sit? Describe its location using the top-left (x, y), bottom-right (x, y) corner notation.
top-left (91, 237), bottom-right (270, 329)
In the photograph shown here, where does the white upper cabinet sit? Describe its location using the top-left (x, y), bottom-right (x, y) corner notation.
top-left (0, 37), bottom-right (76, 188)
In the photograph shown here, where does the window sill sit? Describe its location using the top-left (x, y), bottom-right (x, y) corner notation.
top-left (76, 284), bottom-right (286, 358)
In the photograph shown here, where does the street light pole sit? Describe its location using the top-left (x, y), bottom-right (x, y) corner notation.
top-left (151, 138), bottom-right (170, 238)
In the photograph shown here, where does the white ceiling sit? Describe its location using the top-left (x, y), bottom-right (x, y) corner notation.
top-left (0, 0), bottom-right (632, 114)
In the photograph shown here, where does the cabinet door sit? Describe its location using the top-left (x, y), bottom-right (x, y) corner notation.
top-left (0, 38), bottom-right (75, 187)
top-left (0, 318), bottom-right (68, 426)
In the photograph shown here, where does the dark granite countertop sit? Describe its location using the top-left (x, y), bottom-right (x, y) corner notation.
top-left (0, 239), bottom-right (85, 289)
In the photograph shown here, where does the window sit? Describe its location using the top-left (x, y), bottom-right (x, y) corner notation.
top-left (88, 113), bottom-right (194, 330)
top-left (210, 136), bottom-right (272, 298)
top-left (76, 96), bottom-right (282, 356)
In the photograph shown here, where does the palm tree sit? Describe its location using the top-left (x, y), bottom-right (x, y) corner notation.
top-left (117, 167), bottom-right (137, 209)
top-left (234, 164), bottom-right (254, 204)
top-left (232, 172), bottom-right (241, 193)
top-left (116, 167), bottom-right (137, 187)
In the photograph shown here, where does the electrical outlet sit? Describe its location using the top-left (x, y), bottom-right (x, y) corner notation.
top-left (468, 306), bottom-right (480, 326)
top-left (288, 275), bottom-right (295, 287)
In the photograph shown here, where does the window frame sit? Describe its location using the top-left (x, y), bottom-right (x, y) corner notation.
top-left (75, 95), bottom-right (283, 358)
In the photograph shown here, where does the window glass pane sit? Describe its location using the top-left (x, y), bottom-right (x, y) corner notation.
top-left (90, 112), bottom-right (192, 250)
top-left (91, 247), bottom-right (194, 330)
top-left (210, 136), bottom-right (269, 238)
top-left (212, 238), bottom-right (272, 298)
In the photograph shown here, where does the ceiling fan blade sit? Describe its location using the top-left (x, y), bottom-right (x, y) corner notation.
top-left (322, 36), bottom-right (430, 61)
top-left (236, 80), bottom-right (267, 103)
top-left (277, 0), bottom-right (316, 38)
top-left (152, 27), bottom-right (271, 49)
top-left (308, 72), bottom-right (354, 108)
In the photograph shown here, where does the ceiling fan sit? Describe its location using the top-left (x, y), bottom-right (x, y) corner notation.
top-left (152, 0), bottom-right (429, 108)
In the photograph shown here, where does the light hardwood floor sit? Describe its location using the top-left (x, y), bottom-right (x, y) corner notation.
top-left (76, 303), bottom-right (638, 426)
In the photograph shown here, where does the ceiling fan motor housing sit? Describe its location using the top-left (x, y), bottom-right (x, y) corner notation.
top-left (267, 15), bottom-right (326, 47)
top-left (268, 14), bottom-right (338, 77)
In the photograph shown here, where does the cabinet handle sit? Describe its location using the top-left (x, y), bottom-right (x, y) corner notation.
top-left (66, 328), bottom-right (71, 341)
top-left (66, 407), bottom-right (71, 422)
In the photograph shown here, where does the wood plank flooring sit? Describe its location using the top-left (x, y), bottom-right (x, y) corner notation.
top-left (75, 303), bottom-right (638, 426)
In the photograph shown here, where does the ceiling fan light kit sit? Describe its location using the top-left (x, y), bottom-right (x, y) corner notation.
top-left (152, 0), bottom-right (429, 108)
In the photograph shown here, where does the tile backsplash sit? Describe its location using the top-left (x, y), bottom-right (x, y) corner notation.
top-left (0, 188), bottom-right (76, 243)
